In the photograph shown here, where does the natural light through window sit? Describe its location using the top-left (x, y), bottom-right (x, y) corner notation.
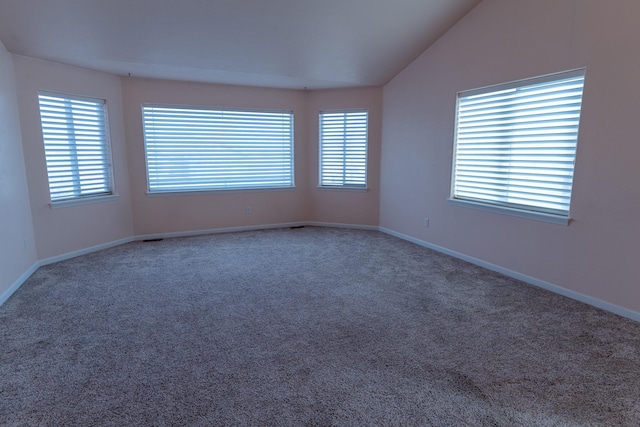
top-left (319, 110), bottom-right (368, 188)
top-left (142, 105), bottom-right (294, 193)
top-left (450, 69), bottom-right (585, 223)
top-left (38, 92), bottom-right (113, 203)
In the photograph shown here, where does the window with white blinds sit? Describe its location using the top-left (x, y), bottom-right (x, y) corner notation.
top-left (142, 105), bottom-right (294, 192)
top-left (451, 69), bottom-right (585, 221)
top-left (319, 110), bottom-right (368, 188)
top-left (38, 92), bottom-right (113, 203)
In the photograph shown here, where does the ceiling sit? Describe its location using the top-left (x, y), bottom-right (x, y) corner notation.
top-left (0, 0), bottom-right (480, 89)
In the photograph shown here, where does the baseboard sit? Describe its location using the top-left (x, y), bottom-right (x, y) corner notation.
top-left (0, 222), bottom-right (374, 307)
top-left (135, 221), bottom-right (381, 241)
top-left (19, 224), bottom-right (633, 323)
top-left (134, 222), bottom-right (308, 241)
top-left (0, 262), bottom-right (40, 307)
top-left (38, 236), bottom-right (136, 267)
top-left (379, 227), bottom-right (640, 323)
top-left (2, 237), bottom-right (139, 306)
top-left (10, 223), bottom-right (371, 277)
top-left (306, 221), bottom-right (379, 231)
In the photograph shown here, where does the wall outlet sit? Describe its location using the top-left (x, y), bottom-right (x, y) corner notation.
top-left (423, 218), bottom-right (429, 228)
top-left (245, 206), bottom-right (252, 215)
top-left (23, 238), bottom-right (29, 252)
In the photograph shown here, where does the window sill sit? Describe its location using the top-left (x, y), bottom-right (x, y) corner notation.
top-left (146, 186), bottom-right (296, 197)
top-left (50, 194), bottom-right (119, 209)
top-left (447, 198), bottom-right (570, 225)
top-left (317, 186), bottom-right (368, 192)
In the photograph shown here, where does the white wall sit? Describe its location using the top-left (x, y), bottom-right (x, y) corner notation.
top-left (0, 42), bottom-right (37, 301)
top-left (380, 0), bottom-right (640, 312)
top-left (13, 56), bottom-right (134, 260)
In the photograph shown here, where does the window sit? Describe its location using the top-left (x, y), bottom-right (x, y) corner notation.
top-left (142, 105), bottom-right (294, 192)
top-left (38, 92), bottom-right (113, 203)
top-left (319, 110), bottom-right (368, 188)
top-left (451, 69), bottom-right (585, 223)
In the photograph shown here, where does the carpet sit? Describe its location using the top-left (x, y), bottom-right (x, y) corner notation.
top-left (1, 227), bottom-right (639, 426)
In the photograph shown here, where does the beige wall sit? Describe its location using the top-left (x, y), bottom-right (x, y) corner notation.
top-left (0, 42), bottom-right (37, 299)
top-left (380, 0), bottom-right (640, 312)
top-left (307, 88), bottom-right (382, 226)
top-left (5, 56), bottom-right (382, 265)
top-left (122, 78), bottom-right (382, 236)
top-left (10, 0), bottom-right (638, 318)
top-left (2, 57), bottom-right (383, 301)
top-left (121, 77), bottom-right (310, 236)
top-left (13, 56), bottom-right (134, 260)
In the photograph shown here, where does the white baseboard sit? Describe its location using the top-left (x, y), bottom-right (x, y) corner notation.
top-left (0, 262), bottom-right (39, 307)
top-left (6, 223), bottom-right (639, 324)
top-left (1, 236), bottom-right (136, 307)
top-left (306, 221), bottom-right (379, 231)
top-left (135, 222), bottom-right (307, 241)
top-left (1, 222), bottom-right (376, 307)
top-left (39, 236), bottom-right (135, 267)
top-left (135, 221), bottom-right (379, 241)
top-left (379, 227), bottom-right (640, 323)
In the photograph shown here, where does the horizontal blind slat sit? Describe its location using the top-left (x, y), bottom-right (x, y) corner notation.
top-left (38, 92), bottom-right (112, 202)
top-left (143, 105), bottom-right (294, 191)
top-left (319, 110), bottom-right (368, 187)
top-left (452, 71), bottom-right (585, 216)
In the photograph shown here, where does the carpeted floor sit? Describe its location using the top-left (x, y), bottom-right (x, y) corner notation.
top-left (1, 227), bottom-right (639, 426)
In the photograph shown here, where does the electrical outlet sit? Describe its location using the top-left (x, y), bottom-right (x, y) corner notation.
top-left (245, 206), bottom-right (252, 215)
top-left (423, 218), bottom-right (429, 228)
top-left (23, 238), bottom-right (29, 252)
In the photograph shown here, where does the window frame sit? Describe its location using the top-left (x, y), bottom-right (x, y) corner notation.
top-left (37, 91), bottom-right (115, 206)
top-left (142, 103), bottom-right (295, 194)
top-left (318, 109), bottom-right (369, 190)
top-left (449, 69), bottom-right (586, 225)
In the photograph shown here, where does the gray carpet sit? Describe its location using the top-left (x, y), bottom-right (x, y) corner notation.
top-left (1, 227), bottom-right (639, 426)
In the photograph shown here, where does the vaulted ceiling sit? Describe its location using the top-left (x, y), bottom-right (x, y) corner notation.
top-left (0, 0), bottom-right (480, 89)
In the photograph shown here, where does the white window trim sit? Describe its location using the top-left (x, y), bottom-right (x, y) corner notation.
top-left (318, 109), bottom-right (368, 189)
top-left (142, 103), bottom-right (295, 193)
top-left (316, 186), bottom-right (368, 192)
top-left (50, 194), bottom-right (119, 209)
top-left (450, 68), bottom-right (586, 224)
top-left (448, 198), bottom-right (570, 225)
top-left (38, 91), bottom-right (115, 203)
top-left (145, 186), bottom-right (296, 197)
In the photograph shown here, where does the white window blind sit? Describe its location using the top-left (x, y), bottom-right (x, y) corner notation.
top-left (452, 69), bottom-right (585, 218)
top-left (38, 92), bottom-right (112, 202)
top-left (142, 105), bottom-right (294, 192)
top-left (319, 110), bottom-right (368, 187)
